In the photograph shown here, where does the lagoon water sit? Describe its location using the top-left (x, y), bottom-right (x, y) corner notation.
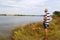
top-left (0, 16), bottom-right (44, 35)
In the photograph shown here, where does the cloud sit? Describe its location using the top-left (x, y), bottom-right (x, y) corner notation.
top-left (0, 0), bottom-right (48, 7)
top-left (0, 0), bottom-right (48, 14)
top-left (45, 0), bottom-right (60, 12)
top-left (0, 0), bottom-right (60, 15)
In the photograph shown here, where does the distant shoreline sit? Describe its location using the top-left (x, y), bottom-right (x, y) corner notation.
top-left (0, 14), bottom-right (44, 16)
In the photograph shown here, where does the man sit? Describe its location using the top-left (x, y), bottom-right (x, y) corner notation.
top-left (43, 8), bottom-right (52, 40)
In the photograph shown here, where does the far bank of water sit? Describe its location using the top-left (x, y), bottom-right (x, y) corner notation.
top-left (0, 16), bottom-right (43, 36)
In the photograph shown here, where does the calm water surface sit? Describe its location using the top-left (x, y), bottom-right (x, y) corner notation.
top-left (0, 16), bottom-right (44, 35)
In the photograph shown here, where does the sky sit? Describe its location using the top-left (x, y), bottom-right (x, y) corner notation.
top-left (0, 0), bottom-right (60, 15)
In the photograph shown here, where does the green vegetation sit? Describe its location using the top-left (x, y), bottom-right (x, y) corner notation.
top-left (0, 34), bottom-right (5, 40)
top-left (53, 11), bottom-right (60, 17)
top-left (0, 11), bottom-right (60, 40)
top-left (10, 22), bottom-right (44, 40)
top-left (10, 12), bottom-right (60, 40)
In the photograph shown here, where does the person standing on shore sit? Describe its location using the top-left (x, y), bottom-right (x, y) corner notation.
top-left (43, 8), bottom-right (52, 40)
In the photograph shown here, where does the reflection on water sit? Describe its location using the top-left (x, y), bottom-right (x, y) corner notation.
top-left (0, 16), bottom-right (43, 35)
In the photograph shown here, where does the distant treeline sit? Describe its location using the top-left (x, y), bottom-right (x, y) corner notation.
top-left (0, 14), bottom-right (43, 16)
top-left (53, 11), bottom-right (60, 17)
top-left (0, 14), bottom-right (6, 16)
top-left (0, 11), bottom-right (60, 16)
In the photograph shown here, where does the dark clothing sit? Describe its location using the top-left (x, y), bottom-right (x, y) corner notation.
top-left (43, 23), bottom-right (49, 29)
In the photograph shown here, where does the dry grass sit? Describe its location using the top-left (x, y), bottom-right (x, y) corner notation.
top-left (10, 15), bottom-right (60, 40)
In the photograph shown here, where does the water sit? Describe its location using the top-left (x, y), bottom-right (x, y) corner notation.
top-left (0, 16), bottom-right (43, 35)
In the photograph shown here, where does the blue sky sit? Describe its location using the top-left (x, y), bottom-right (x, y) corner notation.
top-left (0, 0), bottom-right (60, 15)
